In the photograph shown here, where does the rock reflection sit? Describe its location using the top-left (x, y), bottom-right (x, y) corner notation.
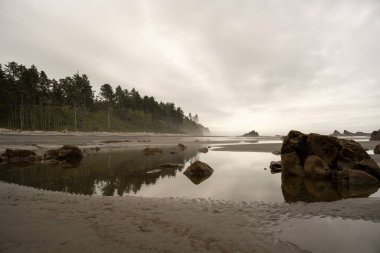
top-left (0, 147), bottom-right (199, 196)
top-left (184, 173), bottom-right (212, 185)
top-left (282, 175), bottom-right (380, 203)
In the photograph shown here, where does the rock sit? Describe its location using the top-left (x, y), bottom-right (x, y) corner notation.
top-left (281, 130), bottom-right (307, 157)
top-left (343, 130), bottom-right (353, 135)
top-left (331, 130), bottom-right (342, 136)
top-left (160, 163), bottom-right (183, 168)
top-left (1, 149), bottom-right (41, 164)
top-left (44, 145), bottom-right (83, 163)
top-left (184, 161), bottom-right (213, 176)
top-left (307, 133), bottom-right (341, 167)
top-left (170, 151), bottom-right (177, 155)
top-left (304, 155), bottom-right (331, 179)
top-left (370, 130), bottom-right (380, 141)
top-left (242, 130), bottom-right (259, 137)
top-left (142, 147), bottom-right (163, 156)
top-left (351, 159), bottom-right (380, 180)
top-left (177, 143), bottom-right (187, 151)
top-left (342, 169), bottom-right (379, 186)
top-left (374, 144), bottom-right (380, 154)
top-left (272, 150), bottom-right (281, 155)
top-left (198, 147), bottom-right (209, 153)
top-left (281, 152), bottom-right (303, 176)
top-left (269, 161), bottom-right (282, 174)
top-left (338, 139), bottom-right (370, 162)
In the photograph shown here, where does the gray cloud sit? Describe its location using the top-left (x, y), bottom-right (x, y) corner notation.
top-left (1, 0), bottom-right (379, 135)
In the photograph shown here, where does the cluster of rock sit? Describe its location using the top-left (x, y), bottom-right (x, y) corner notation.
top-left (331, 130), bottom-right (370, 137)
top-left (280, 130), bottom-right (380, 186)
top-left (0, 145), bottom-right (83, 166)
top-left (143, 143), bottom-right (188, 156)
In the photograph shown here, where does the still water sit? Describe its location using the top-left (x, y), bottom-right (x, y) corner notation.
top-left (0, 146), bottom-right (379, 202)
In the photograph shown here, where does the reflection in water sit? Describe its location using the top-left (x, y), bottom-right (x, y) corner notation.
top-left (184, 173), bottom-right (212, 185)
top-left (0, 148), bottom-right (379, 202)
top-left (0, 147), bottom-right (199, 196)
top-left (282, 176), bottom-right (380, 203)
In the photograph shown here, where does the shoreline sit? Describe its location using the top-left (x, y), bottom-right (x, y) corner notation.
top-left (1, 182), bottom-right (380, 253)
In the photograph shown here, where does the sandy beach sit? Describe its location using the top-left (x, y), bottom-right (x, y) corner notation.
top-left (1, 131), bottom-right (380, 252)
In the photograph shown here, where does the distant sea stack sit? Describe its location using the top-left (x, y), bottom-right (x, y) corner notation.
top-left (331, 130), bottom-right (371, 137)
top-left (242, 130), bottom-right (259, 137)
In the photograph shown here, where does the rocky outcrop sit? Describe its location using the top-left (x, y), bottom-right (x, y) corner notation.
top-left (281, 130), bottom-right (380, 186)
top-left (331, 130), bottom-right (342, 136)
top-left (1, 149), bottom-right (41, 164)
top-left (374, 144), bottom-right (380, 154)
top-left (143, 147), bottom-right (163, 156)
top-left (44, 145), bottom-right (83, 163)
top-left (198, 147), bottom-right (209, 153)
top-left (160, 163), bottom-right (183, 168)
top-left (370, 130), bottom-right (380, 141)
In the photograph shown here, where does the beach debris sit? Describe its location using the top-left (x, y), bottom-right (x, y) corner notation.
top-left (198, 147), bottom-right (209, 153)
top-left (44, 145), bottom-right (83, 163)
top-left (143, 147), bottom-right (163, 156)
top-left (374, 144), bottom-right (380, 154)
top-left (183, 161), bottom-right (214, 185)
top-left (1, 149), bottom-right (41, 164)
top-left (370, 130), bottom-right (380, 141)
top-left (177, 143), bottom-right (187, 151)
top-left (281, 130), bottom-right (380, 185)
top-left (269, 161), bottom-right (281, 174)
top-left (146, 169), bottom-right (161, 174)
top-left (160, 163), bottom-right (183, 168)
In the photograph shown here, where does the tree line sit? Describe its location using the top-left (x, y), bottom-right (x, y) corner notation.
top-left (0, 62), bottom-right (209, 135)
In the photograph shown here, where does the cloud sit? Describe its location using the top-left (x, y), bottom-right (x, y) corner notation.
top-left (1, 0), bottom-right (379, 135)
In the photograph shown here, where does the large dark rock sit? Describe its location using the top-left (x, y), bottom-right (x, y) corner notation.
top-left (370, 130), bottom-right (380, 141)
top-left (1, 149), bottom-right (41, 164)
top-left (342, 169), bottom-right (379, 186)
top-left (44, 145), bottom-right (83, 163)
top-left (281, 152), bottom-right (303, 176)
top-left (304, 155), bottom-right (331, 179)
top-left (375, 144), bottom-right (380, 154)
top-left (280, 130), bottom-right (379, 186)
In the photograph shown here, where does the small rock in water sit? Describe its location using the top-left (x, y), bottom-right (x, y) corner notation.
top-left (143, 147), bottom-right (163, 156)
top-left (160, 163), bottom-right (183, 168)
top-left (269, 161), bottom-right (282, 174)
top-left (374, 144), bottom-right (380, 154)
top-left (177, 143), bottom-right (187, 151)
top-left (1, 149), bottom-right (41, 164)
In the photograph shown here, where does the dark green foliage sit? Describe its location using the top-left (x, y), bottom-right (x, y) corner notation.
top-left (0, 61), bottom-right (209, 135)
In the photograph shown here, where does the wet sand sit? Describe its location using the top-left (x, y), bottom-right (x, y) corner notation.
top-left (1, 182), bottom-right (380, 253)
top-left (1, 132), bottom-right (380, 252)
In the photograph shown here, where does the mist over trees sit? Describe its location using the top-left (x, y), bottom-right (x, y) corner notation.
top-left (0, 62), bottom-right (209, 135)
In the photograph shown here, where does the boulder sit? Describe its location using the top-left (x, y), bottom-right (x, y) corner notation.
top-left (370, 130), bottom-right (380, 141)
top-left (1, 149), bottom-right (41, 164)
top-left (44, 145), bottom-right (83, 163)
top-left (351, 159), bottom-right (380, 180)
top-left (177, 143), bottom-right (187, 151)
top-left (338, 139), bottom-right (370, 162)
top-left (374, 144), bottom-right (380, 154)
top-left (184, 161), bottom-right (213, 176)
top-left (307, 133), bottom-right (341, 167)
top-left (142, 147), bottom-right (163, 156)
top-left (198, 147), bottom-right (209, 153)
top-left (281, 152), bottom-right (303, 176)
top-left (304, 155), bottom-right (331, 179)
top-left (269, 161), bottom-right (282, 174)
top-left (342, 169), bottom-right (379, 186)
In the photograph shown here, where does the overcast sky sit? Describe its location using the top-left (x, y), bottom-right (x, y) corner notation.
top-left (1, 0), bottom-right (379, 135)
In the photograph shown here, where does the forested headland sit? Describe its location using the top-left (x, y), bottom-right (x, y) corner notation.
top-left (0, 62), bottom-right (210, 135)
